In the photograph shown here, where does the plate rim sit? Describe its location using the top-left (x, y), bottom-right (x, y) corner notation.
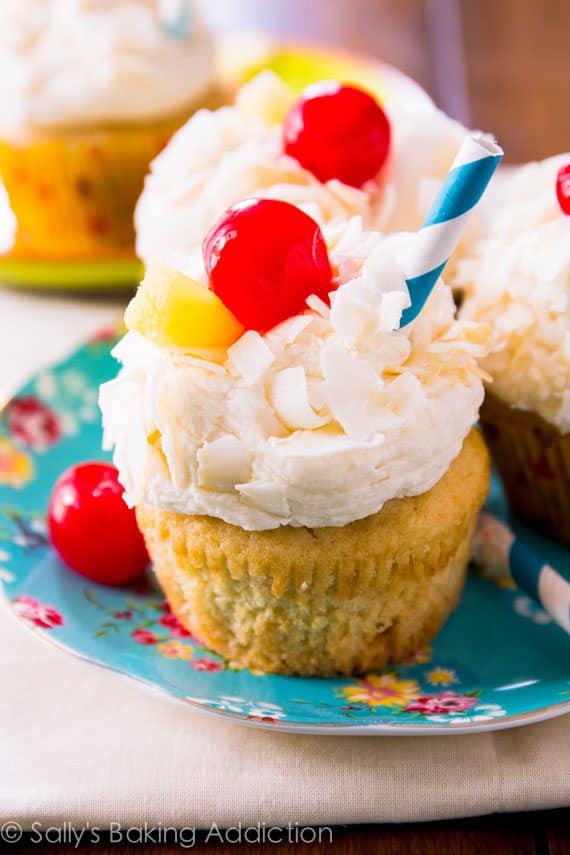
top-left (3, 590), bottom-right (569, 736)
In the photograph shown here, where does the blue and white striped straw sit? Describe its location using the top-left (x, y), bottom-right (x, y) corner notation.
top-left (158, 0), bottom-right (192, 39)
top-left (401, 133), bottom-right (503, 326)
top-left (472, 513), bottom-right (570, 634)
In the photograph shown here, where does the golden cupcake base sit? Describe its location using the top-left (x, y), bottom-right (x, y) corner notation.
top-left (480, 392), bottom-right (570, 546)
top-left (137, 430), bottom-right (489, 677)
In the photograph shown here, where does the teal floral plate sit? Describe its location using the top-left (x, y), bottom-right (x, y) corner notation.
top-left (1, 333), bottom-right (569, 735)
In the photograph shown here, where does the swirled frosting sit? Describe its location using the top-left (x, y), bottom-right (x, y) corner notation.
top-left (101, 217), bottom-right (488, 530)
top-left (0, 0), bottom-right (215, 136)
top-left (457, 155), bottom-right (570, 432)
top-left (135, 71), bottom-right (467, 268)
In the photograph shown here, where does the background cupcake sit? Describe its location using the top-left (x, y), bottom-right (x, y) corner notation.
top-left (101, 205), bottom-right (490, 676)
top-left (0, 0), bottom-right (219, 265)
top-left (457, 154), bottom-right (570, 544)
top-left (135, 70), bottom-right (468, 270)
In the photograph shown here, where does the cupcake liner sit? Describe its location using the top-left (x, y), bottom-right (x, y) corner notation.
top-left (0, 116), bottom-right (180, 262)
top-left (0, 88), bottom-right (224, 263)
top-left (137, 430), bottom-right (489, 676)
top-left (480, 392), bottom-right (570, 545)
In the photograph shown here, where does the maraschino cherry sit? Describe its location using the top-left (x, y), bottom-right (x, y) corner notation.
top-left (203, 198), bottom-right (333, 332)
top-left (556, 163), bottom-right (570, 215)
top-left (283, 81), bottom-right (391, 188)
top-left (48, 462), bottom-right (149, 586)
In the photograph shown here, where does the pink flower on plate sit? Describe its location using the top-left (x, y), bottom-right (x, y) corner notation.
top-left (247, 715), bottom-right (278, 724)
top-left (159, 610), bottom-right (193, 638)
top-left (131, 628), bottom-right (158, 645)
top-left (191, 658), bottom-right (222, 672)
top-left (12, 595), bottom-right (63, 629)
top-left (7, 397), bottom-right (61, 451)
top-left (405, 691), bottom-right (478, 716)
top-left (89, 326), bottom-right (119, 344)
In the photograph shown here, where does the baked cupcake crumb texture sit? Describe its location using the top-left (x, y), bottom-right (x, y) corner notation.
top-left (137, 430), bottom-right (488, 676)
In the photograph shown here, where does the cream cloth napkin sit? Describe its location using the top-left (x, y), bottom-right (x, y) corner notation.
top-left (1, 289), bottom-right (569, 827)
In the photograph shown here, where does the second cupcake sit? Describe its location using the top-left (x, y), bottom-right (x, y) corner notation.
top-left (0, 0), bottom-right (220, 264)
top-left (457, 155), bottom-right (570, 544)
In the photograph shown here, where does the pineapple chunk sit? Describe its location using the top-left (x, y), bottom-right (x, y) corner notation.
top-left (125, 266), bottom-right (244, 350)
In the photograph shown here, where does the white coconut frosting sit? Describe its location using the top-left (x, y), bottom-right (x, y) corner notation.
top-left (457, 155), bottom-right (570, 432)
top-left (0, 0), bottom-right (215, 137)
top-left (135, 71), bottom-right (467, 269)
top-left (101, 217), bottom-right (488, 530)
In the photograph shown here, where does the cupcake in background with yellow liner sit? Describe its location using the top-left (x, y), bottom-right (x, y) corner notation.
top-left (0, 0), bottom-right (220, 269)
top-left (135, 68), bottom-right (471, 271)
top-left (457, 154), bottom-right (570, 545)
top-left (101, 201), bottom-right (491, 676)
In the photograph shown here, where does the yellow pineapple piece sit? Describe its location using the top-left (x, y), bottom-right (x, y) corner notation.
top-left (125, 266), bottom-right (244, 349)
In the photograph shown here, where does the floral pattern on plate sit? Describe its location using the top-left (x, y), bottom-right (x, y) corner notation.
top-left (0, 335), bottom-right (569, 734)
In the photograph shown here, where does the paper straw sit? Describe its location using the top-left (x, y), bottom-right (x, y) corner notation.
top-left (472, 512), bottom-right (570, 635)
top-left (159, 0), bottom-right (191, 38)
top-left (401, 133), bottom-right (503, 326)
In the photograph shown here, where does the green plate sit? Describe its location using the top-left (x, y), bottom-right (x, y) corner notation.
top-left (0, 258), bottom-right (143, 290)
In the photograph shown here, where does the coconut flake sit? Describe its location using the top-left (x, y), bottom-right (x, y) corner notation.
top-left (197, 436), bottom-right (252, 490)
top-left (384, 372), bottom-right (426, 415)
top-left (330, 281), bottom-right (375, 345)
top-left (237, 480), bottom-right (290, 517)
top-left (227, 331), bottom-right (275, 384)
top-left (321, 345), bottom-right (385, 440)
top-left (306, 294), bottom-right (330, 318)
top-left (268, 366), bottom-right (330, 430)
top-left (266, 314), bottom-right (312, 346)
top-left (379, 291), bottom-right (409, 331)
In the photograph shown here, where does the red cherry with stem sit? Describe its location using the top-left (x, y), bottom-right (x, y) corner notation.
top-left (203, 198), bottom-right (334, 332)
top-left (283, 82), bottom-right (391, 188)
top-left (556, 163), bottom-right (570, 215)
top-left (48, 462), bottom-right (149, 586)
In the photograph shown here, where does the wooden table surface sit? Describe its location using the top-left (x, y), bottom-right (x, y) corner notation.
top-left (10, 809), bottom-right (570, 852)
top-left (9, 2), bottom-right (569, 851)
top-left (210, 0), bottom-right (570, 163)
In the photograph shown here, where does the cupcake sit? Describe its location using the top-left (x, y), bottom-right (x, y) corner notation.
top-left (457, 155), bottom-right (570, 544)
top-left (135, 70), bottom-right (468, 270)
top-left (0, 0), bottom-right (219, 264)
top-left (100, 198), bottom-right (490, 676)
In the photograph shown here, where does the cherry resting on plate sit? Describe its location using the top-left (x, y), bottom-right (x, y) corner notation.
top-left (48, 462), bottom-right (149, 586)
top-left (203, 198), bottom-right (333, 332)
top-left (283, 81), bottom-right (391, 188)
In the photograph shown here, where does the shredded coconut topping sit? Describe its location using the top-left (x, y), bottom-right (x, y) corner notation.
top-left (457, 155), bottom-right (570, 432)
top-left (101, 217), bottom-right (488, 529)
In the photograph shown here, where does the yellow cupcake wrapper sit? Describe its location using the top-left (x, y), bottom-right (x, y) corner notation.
top-left (0, 114), bottom-right (188, 262)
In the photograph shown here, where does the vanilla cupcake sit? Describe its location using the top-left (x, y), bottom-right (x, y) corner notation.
top-left (101, 204), bottom-right (490, 676)
top-left (0, 0), bottom-right (219, 264)
top-left (457, 155), bottom-right (570, 544)
top-left (135, 71), bottom-right (468, 270)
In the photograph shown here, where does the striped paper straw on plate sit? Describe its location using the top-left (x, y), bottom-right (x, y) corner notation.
top-left (401, 133), bottom-right (503, 327)
top-left (472, 512), bottom-right (570, 634)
